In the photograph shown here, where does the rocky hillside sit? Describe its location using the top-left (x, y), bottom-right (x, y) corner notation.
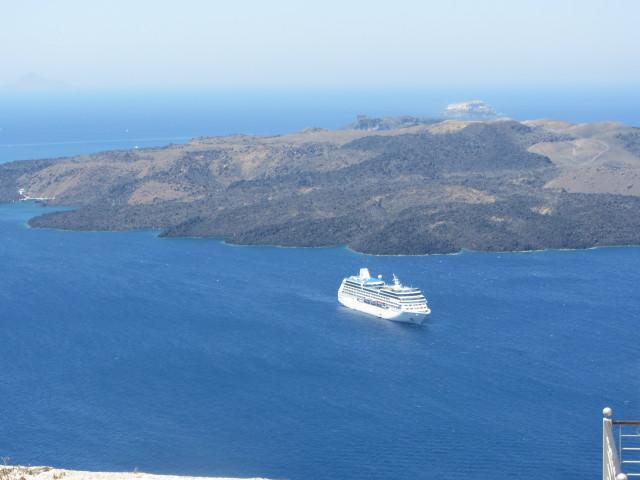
top-left (2, 117), bottom-right (640, 254)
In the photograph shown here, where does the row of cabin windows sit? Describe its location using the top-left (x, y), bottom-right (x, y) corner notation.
top-left (342, 286), bottom-right (399, 303)
top-left (343, 282), bottom-right (423, 300)
top-left (343, 285), bottom-right (424, 304)
top-left (344, 281), bottom-right (422, 295)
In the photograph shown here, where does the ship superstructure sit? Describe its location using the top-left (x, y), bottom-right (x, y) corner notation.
top-left (337, 268), bottom-right (430, 324)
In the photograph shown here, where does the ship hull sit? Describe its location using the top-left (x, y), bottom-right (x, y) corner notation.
top-left (338, 294), bottom-right (427, 324)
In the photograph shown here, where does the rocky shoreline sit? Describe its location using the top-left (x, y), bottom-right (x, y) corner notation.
top-left (2, 117), bottom-right (640, 255)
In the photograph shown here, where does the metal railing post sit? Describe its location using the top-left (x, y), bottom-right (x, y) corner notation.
top-left (605, 407), bottom-right (615, 480)
top-left (604, 407), bottom-right (627, 480)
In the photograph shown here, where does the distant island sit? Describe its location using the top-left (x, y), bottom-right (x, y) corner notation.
top-left (1, 113), bottom-right (640, 254)
top-left (443, 100), bottom-right (499, 119)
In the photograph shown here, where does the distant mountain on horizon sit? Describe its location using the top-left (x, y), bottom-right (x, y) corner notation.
top-left (1, 72), bottom-right (71, 92)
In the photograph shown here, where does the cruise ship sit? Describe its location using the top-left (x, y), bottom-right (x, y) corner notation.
top-left (338, 268), bottom-right (431, 324)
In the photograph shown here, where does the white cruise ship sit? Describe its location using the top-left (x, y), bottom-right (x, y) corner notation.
top-left (338, 268), bottom-right (431, 324)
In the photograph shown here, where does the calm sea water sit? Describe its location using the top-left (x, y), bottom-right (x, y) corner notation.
top-left (1, 88), bottom-right (639, 163)
top-left (1, 92), bottom-right (640, 479)
top-left (1, 202), bottom-right (639, 479)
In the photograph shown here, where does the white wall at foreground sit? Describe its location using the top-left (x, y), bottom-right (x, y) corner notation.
top-left (0, 466), bottom-right (269, 480)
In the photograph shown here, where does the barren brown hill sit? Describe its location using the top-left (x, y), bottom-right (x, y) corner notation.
top-left (1, 117), bottom-right (640, 254)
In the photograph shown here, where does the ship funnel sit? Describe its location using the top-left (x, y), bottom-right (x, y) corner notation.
top-left (359, 268), bottom-right (371, 280)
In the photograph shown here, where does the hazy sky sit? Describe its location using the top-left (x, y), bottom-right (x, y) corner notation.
top-left (1, 0), bottom-right (638, 90)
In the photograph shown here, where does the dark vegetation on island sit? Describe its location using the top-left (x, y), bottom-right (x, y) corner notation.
top-left (1, 116), bottom-right (640, 254)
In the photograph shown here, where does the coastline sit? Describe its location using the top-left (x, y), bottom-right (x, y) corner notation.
top-left (4, 200), bottom-right (640, 257)
top-left (4, 116), bottom-right (640, 256)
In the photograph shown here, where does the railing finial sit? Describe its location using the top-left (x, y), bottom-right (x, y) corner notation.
top-left (603, 407), bottom-right (613, 418)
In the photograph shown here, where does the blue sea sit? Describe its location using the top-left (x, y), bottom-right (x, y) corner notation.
top-left (1, 90), bottom-right (640, 480)
top-left (1, 88), bottom-right (639, 163)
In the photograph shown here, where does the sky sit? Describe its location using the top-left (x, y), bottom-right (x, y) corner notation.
top-left (1, 0), bottom-right (639, 90)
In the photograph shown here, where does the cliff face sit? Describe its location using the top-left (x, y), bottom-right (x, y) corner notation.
top-left (2, 118), bottom-right (640, 254)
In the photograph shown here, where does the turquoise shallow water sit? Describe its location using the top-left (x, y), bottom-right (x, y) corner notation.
top-left (1, 201), bottom-right (639, 480)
